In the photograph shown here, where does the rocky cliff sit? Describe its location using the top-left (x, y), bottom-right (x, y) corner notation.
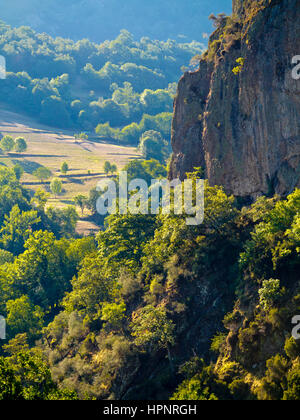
top-left (169, 0), bottom-right (300, 198)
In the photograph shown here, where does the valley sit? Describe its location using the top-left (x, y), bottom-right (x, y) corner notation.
top-left (0, 107), bottom-right (140, 233)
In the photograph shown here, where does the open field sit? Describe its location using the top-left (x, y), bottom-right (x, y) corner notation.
top-left (0, 108), bottom-right (141, 233)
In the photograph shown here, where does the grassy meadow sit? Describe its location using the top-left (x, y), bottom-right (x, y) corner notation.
top-left (0, 108), bottom-right (140, 233)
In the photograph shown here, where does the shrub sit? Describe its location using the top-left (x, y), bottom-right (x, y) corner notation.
top-left (0, 135), bottom-right (15, 153)
top-left (33, 167), bottom-right (52, 183)
top-left (61, 162), bottom-right (69, 175)
top-left (14, 137), bottom-right (27, 153)
top-left (50, 178), bottom-right (63, 198)
top-left (258, 279), bottom-right (282, 310)
top-left (211, 333), bottom-right (227, 353)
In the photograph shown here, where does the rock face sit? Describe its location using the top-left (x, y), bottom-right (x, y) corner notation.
top-left (169, 0), bottom-right (300, 198)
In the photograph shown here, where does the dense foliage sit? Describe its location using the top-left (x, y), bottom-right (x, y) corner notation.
top-left (172, 192), bottom-right (300, 400)
top-left (0, 159), bottom-right (299, 400)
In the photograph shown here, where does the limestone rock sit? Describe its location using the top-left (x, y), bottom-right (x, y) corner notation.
top-left (169, 0), bottom-right (300, 198)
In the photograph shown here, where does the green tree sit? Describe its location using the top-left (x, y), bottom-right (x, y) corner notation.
top-left (131, 305), bottom-right (175, 348)
top-left (33, 167), bottom-right (52, 183)
top-left (131, 305), bottom-right (175, 369)
top-left (283, 364), bottom-right (300, 400)
top-left (61, 162), bottom-right (69, 175)
top-left (124, 159), bottom-right (166, 184)
top-left (74, 194), bottom-right (87, 216)
top-left (65, 237), bottom-right (96, 269)
top-left (110, 163), bottom-right (117, 175)
top-left (86, 188), bottom-right (101, 214)
top-left (103, 161), bottom-right (112, 175)
top-left (0, 205), bottom-right (40, 255)
top-left (50, 178), bottom-right (62, 198)
top-left (14, 137), bottom-right (27, 153)
top-left (257, 354), bottom-right (289, 400)
top-left (46, 206), bottom-right (79, 238)
top-left (40, 96), bottom-right (71, 128)
top-left (74, 132), bottom-right (88, 140)
top-left (101, 300), bottom-right (126, 330)
top-left (63, 254), bottom-right (117, 316)
top-left (30, 188), bottom-right (49, 211)
top-left (0, 249), bottom-right (14, 265)
top-left (98, 213), bottom-right (157, 269)
top-left (11, 230), bottom-right (72, 308)
top-left (95, 122), bottom-right (119, 139)
top-left (139, 130), bottom-right (169, 163)
top-left (258, 279), bottom-right (283, 310)
top-left (2, 333), bottom-right (29, 356)
top-left (0, 345), bottom-right (77, 400)
top-left (0, 167), bottom-right (30, 225)
top-left (0, 135), bottom-right (15, 153)
top-left (140, 88), bottom-right (173, 114)
top-left (171, 364), bottom-right (226, 400)
top-left (6, 296), bottom-right (44, 342)
top-left (13, 164), bottom-right (24, 181)
top-left (0, 357), bottom-right (22, 400)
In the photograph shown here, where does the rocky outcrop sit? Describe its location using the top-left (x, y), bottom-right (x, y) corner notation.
top-left (169, 0), bottom-right (300, 198)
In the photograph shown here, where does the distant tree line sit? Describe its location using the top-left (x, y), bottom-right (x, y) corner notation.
top-left (0, 22), bottom-right (203, 146)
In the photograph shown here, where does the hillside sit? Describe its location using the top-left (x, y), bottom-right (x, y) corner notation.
top-left (1, 0), bottom-right (232, 43)
top-left (0, 108), bottom-right (140, 234)
top-left (0, 21), bottom-right (203, 147)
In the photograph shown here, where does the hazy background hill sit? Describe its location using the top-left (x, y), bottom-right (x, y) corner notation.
top-left (1, 0), bottom-right (232, 42)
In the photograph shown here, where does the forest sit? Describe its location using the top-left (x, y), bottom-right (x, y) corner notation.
top-left (0, 21), bottom-right (205, 147)
top-left (0, 163), bottom-right (300, 400)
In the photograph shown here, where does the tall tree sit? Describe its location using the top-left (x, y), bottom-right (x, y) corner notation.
top-left (0, 135), bottom-right (15, 153)
top-left (33, 167), bottom-right (52, 184)
top-left (61, 162), bottom-right (69, 175)
top-left (74, 195), bottom-right (87, 216)
top-left (50, 178), bottom-right (63, 198)
top-left (14, 137), bottom-right (27, 153)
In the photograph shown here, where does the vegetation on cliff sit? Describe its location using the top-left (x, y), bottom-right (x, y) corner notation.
top-left (0, 159), bottom-right (299, 399)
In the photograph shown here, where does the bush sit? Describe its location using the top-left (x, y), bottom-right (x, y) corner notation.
top-left (211, 333), bottom-right (227, 353)
top-left (33, 167), bottom-right (52, 183)
top-left (283, 364), bottom-right (300, 400)
top-left (139, 130), bottom-right (170, 163)
top-left (61, 162), bottom-right (69, 175)
top-left (13, 164), bottom-right (24, 180)
top-left (50, 178), bottom-right (63, 198)
top-left (14, 137), bottom-right (27, 153)
top-left (285, 337), bottom-right (300, 360)
top-left (0, 135), bottom-right (15, 153)
top-left (258, 279), bottom-right (282, 310)
top-left (101, 301), bottom-right (126, 329)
